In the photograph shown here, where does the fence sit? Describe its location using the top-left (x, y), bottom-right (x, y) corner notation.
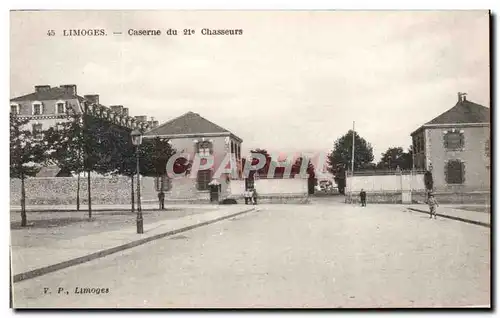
top-left (345, 172), bottom-right (426, 204)
top-left (352, 169), bottom-right (427, 176)
top-left (228, 177), bottom-right (309, 203)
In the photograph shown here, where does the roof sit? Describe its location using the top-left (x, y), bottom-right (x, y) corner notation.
top-left (145, 111), bottom-right (239, 138)
top-left (425, 99), bottom-right (490, 125)
top-left (411, 98), bottom-right (490, 136)
top-left (35, 166), bottom-right (61, 177)
top-left (10, 87), bottom-right (85, 102)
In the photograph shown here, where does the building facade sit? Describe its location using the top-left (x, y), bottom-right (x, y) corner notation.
top-left (144, 111), bottom-right (243, 201)
top-left (411, 93), bottom-right (490, 193)
top-left (10, 84), bottom-right (159, 176)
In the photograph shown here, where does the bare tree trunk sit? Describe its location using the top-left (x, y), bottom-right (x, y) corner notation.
top-left (20, 173), bottom-right (27, 227)
top-left (76, 173), bottom-right (81, 211)
top-left (87, 170), bottom-right (92, 219)
top-left (131, 175), bottom-right (135, 213)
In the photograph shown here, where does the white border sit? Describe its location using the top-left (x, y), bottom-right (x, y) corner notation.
top-left (2, 1), bottom-right (498, 317)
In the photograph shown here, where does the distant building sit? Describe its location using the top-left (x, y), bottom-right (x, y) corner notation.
top-left (411, 93), bottom-right (490, 192)
top-left (10, 84), bottom-right (158, 176)
top-left (144, 111), bottom-right (243, 201)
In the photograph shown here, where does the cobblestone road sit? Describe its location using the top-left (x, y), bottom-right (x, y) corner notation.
top-left (13, 203), bottom-right (490, 308)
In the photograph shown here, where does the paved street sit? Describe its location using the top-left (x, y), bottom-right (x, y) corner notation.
top-left (13, 202), bottom-right (490, 308)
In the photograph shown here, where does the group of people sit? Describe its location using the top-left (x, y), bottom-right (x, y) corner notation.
top-left (359, 188), bottom-right (439, 219)
top-left (244, 188), bottom-right (258, 205)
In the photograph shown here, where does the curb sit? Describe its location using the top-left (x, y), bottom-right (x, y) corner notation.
top-left (406, 208), bottom-right (490, 228)
top-left (10, 208), bottom-right (184, 213)
top-left (12, 207), bottom-right (257, 283)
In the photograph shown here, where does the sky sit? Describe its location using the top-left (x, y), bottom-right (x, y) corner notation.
top-left (10, 10), bottom-right (490, 162)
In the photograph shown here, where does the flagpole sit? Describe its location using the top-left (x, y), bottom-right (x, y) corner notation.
top-left (350, 121), bottom-right (355, 203)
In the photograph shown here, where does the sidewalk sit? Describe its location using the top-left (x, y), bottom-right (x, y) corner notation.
top-left (11, 205), bottom-right (257, 283)
top-left (10, 202), bottom-right (216, 212)
top-left (407, 204), bottom-right (490, 227)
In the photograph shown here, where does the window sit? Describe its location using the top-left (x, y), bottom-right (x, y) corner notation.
top-left (56, 101), bottom-right (66, 114)
top-left (445, 160), bottom-right (465, 184)
top-left (197, 141), bottom-right (213, 157)
top-left (55, 122), bottom-right (65, 131)
top-left (197, 169), bottom-right (212, 191)
top-left (10, 104), bottom-right (19, 114)
top-left (485, 138), bottom-right (490, 158)
top-left (32, 102), bottom-right (43, 115)
top-left (444, 130), bottom-right (464, 151)
top-left (32, 123), bottom-right (43, 139)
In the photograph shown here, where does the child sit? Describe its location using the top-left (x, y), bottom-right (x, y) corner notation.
top-left (428, 193), bottom-right (439, 219)
top-left (244, 190), bottom-right (250, 205)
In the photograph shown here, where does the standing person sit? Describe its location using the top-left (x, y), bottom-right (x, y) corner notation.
top-left (244, 189), bottom-right (250, 205)
top-left (158, 191), bottom-right (165, 210)
top-left (360, 189), bottom-right (367, 207)
top-left (428, 193), bottom-right (439, 219)
top-left (252, 188), bottom-right (258, 205)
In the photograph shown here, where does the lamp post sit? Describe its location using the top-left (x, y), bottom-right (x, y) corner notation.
top-left (131, 129), bottom-right (143, 234)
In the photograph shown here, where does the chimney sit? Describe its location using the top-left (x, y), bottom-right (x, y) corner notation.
top-left (149, 117), bottom-right (159, 128)
top-left (59, 84), bottom-right (77, 95)
top-left (134, 115), bottom-right (147, 122)
top-left (35, 85), bottom-right (51, 93)
top-left (110, 105), bottom-right (124, 114)
top-left (457, 92), bottom-right (467, 102)
top-left (122, 107), bottom-right (129, 116)
top-left (84, 94), bottom-right (100, 105)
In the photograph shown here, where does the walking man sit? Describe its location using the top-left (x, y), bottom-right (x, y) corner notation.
top-left (252, 188), bottom-right (258, 205)
top-left (360, 189), bottom-right (367, 207)
top-left (428, 193), bottom-right (439, 219)
top-left (158, 191), bottom-right (165, 210)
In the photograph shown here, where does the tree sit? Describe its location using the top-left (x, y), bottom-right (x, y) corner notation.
top-left (291, 156), bottom-right (317, 194)
top-left (43, 113), bottom-right (85, 210)
top-left (424, 170), bottom-right (434, 191)
top-left (10, 114), bottom-right (46, 227)
top-left (138, 137), bottom-right (176, 209)
top-left (377, 146), bottom-right (413, 170)
top-left (327, 130), bottom-right (374, 194)
top-left (249, 148), bottom-right (272, 178)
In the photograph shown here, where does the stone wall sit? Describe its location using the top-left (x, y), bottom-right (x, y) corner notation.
top-left (10, 176), bottom-right (157, 206)
top-left (346, 190), bottom-right (490, 204)
top-left (347, 191), bottom-right (404, 204)
top-left (432, 191), bottom-right (491, 204)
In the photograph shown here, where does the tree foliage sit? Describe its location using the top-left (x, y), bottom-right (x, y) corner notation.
top-left (327, 130), bottom-right (374, 194)
top-left (377, 146), bottom-right (413, 170)
top-left (10, 114), bottom-right (46, 179)
top-left (327, 130), bottom-right (374, 173)
top-left (10, 114), bottom-right (47, 226)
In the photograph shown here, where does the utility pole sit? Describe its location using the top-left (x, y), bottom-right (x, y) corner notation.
top-left (350, 121), bottom-right (355, 203)
top-left (83, 101), bottom-right (92, 220)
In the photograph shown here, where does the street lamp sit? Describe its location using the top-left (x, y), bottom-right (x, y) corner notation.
top-left (131, 129), bottom-right (143, 234)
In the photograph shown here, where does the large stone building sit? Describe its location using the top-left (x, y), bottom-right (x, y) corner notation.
top-left (10, 84), bottom-right (158, 176)
top-left (411, 93), bottom-right (490, 194)
top-left (144, 111), bottom-right (243, 201)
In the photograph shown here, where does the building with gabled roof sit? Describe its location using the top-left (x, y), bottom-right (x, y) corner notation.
top-left (144, 111), bottom-right (243, 202)
top-left (411, 93), bottom-right (490, 194)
